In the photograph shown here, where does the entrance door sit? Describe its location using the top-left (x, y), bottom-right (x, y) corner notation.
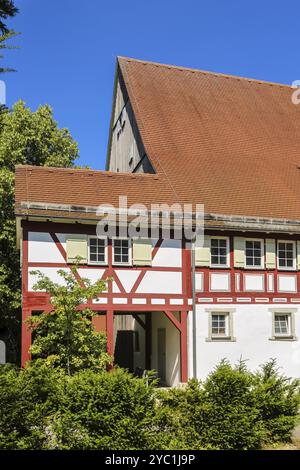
top-left (157, 328), bottom-right (166, 385)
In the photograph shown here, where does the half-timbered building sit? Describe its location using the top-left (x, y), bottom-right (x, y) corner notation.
top-left (15, 57), bottom-right (300, 386)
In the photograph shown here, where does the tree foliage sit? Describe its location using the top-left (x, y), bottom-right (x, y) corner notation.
top-left (0, 101), bottom-right (78, 362)
top-left (28, 265), bottom-right (111, 374)
top-left (0, 0), bottom-right (18, 34)
top-left (0, 0), bottom-right (18, 73)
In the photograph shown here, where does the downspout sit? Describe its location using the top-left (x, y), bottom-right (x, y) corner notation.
top-left (191, 241), bottom-right (197, 378)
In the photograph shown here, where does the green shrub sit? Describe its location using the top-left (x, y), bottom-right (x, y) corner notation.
top-left (52, 367), bottom-right (158, 450)
top-left (0, 359), bottom-right (299, 450)
top-left (155, 360), bottom-right (300, 450)
top-left (0, 361), bottom-right (65, 449)
top-left (0, 363), bottom-right (158, 450)
top-left (253, 359), bottom-right (300, 443)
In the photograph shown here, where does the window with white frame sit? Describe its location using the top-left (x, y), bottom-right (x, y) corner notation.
top-left (274, 314), bottom-right (290, 336)
top-left (211, 314), bottom-right (227, 336)
top-left (271, 311), bottom-right (296, 340)
top-left (210, 238), bottom-right (229, 267)
top-left (113, 238), bottom-right (130, 265)
top-left (206, 310), bottom-right (235, 341)
top-left (277, 241), bottom-right (295, 270)
top-left (245, 239), bottom-right (263, 268)
top-left (88, 237), bottom-right (107, 264)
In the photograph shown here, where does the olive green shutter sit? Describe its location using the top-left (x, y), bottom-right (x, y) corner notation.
top-left (265, 239), bottom-right (276, 269)
top-left (132, 239), bottom-right (152, 266)
top-left (195, 235), bottom-right (210, 267)
top-left (233, 237), bottom-right (245, 268)
top-left (66, 238), bottom-right (87, 264)
top-left (297, 241), bottom-right (300, 270)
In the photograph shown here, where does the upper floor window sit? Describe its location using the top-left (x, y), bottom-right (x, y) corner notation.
top-left (88, 237), bottom-right (107, 264)
top-left (245, 239), bottom-right (263, 268)
top-left (210, 237), bottom-right (229, 267)
top-left (277, 241), bottom-right (296, 270)
top-left (113, 238), bottom-right (131, 265)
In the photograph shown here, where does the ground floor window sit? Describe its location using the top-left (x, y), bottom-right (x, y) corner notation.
top-left (206, 309), bottom-right (235, 342)
top-left (270, 310), bottom-right (296, 340)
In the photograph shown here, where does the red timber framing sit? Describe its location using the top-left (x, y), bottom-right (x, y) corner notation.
top-left (21, 220), bottom-right (191, 383)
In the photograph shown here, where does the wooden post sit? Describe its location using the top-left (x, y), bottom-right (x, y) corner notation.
top-left (106, 310), bottom-right (114, 357)
top-left (180, 311), bottom-right (188, 383)
top-left (21, 307), bottom-right (31, 367)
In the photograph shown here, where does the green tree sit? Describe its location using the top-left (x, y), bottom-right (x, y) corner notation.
top-left (28, 265), bottom-right (111, 374)
top-left (0, 0), bottom-right (18, 34)
top-left (0, 0), bottom-right (18, 74)
top-left (0, 101), bottom-right (79, 363)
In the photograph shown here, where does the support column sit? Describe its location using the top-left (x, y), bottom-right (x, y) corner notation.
top-left (106, 310), bottom-right (114, 357)
top-left (164, 310), bottom-right (188, 383)
top-left (180, 311), bottom-right (188, 383)
top-left (21, 307), bottom-right (31, 367)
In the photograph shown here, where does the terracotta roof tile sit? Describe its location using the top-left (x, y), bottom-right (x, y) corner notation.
top-left (118, 57), bottom-right (300, 220)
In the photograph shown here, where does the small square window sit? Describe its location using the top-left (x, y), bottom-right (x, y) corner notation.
top-left (88, 237), bottom-right (107, 264)
top-left (271, 311), bottom-right (296, 340)
top-left (245, 240), bottom-right (263, 268)
top-left (113, 239), bottom-right (131, 265)
top-left (277, 242), bottom-right (295, 270)
top-left (210, 238), bottom-right (229, 267)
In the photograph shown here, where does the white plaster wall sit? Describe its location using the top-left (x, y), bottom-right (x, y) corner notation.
top-left (189, 304), bottom-right (300, 380)
top-left (152, 239), bottom-right (182, 267)
top-left (151, 311), bottom-right (181, 387)
top-left (28, 232), bottom-right (65, 263)
top-left (136, 271), bottom-right (182, 294)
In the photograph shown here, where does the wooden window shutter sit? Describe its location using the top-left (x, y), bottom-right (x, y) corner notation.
top-left (265, 239), bottom-right (276, 269)
top-left (195, 235), bottom-right (210, 267)
top-left (132, 239), bottom-right (152, 266)
top-left (66, 238), bottom-right (87, 264)
top-left (297, 241), bottom-right (300, 270)
top-left (233, 237), bottom-right (245, 268)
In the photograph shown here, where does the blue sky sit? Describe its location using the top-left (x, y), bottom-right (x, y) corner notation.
top-left (3, 0), bottom-right (300, 169)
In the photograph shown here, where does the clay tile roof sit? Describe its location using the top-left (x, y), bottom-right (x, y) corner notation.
top-left (118, 57), bottom-right (300, 221)
top-left (15, 165), bottom-right (176, 220)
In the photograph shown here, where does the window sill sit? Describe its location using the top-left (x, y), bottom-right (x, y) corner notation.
top-left (210, 265), bottom-right (230, 269)
top-left (112, 263), bottom-right (132, 267)
top-left (269, 336), bottom-right (297, 342)
top-left (88, 262), bottom-right (108, 266)
top-left (244, 266), bottom-right (264, 270)
top-left (206, 336), bottom-right (236, 342)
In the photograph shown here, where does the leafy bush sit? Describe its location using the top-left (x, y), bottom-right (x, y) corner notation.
top-left (253, 359), bottom-right (300, 443)
top-left (155, 360), bottom-right (300, 450)
top-left (0, 360), bottom-right (299, 450)
top-left (0, 363), bottom-right (158, 450)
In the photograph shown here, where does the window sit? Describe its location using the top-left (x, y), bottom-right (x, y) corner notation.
top-left (277, 241), bottom-right (295, 270)
top-left (113, 238), bottom-right (131, 265)
top-left (211, 314), bottom-right (227, 336)
top-left (274, 314), bottom-right (290, 336)
top-left (270, 310), bottom-right (296, 340)
top-left (206, 309), bottom-right (235, 342)
top-left (88, 237), bottom-right (107, 264)
top-left (210, 238), bottom-right (229, 267)
top-left (245, 239), bottom-right (263, 268)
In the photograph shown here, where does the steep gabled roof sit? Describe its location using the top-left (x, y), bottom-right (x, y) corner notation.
top-left (117, 57), bottom-right (300, 220)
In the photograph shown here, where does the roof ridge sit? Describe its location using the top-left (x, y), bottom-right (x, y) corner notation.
top-left (118, 56), bottom-right (293, 89)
